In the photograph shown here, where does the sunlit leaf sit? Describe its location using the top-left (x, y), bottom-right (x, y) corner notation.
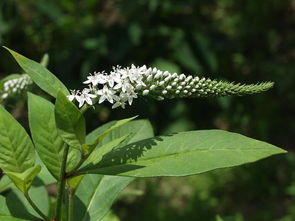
top-left (82, 130), bottom-right (286, 177)
top-left (3, 47), bottom-right (68, 97)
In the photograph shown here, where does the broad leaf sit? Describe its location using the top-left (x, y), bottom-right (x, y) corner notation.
top-left (3, 47), bottom-right (68, 97)
top-left (0, 106), bottom-right (35, 173)
top-left (55, 91), bottom-right (85, 149)
top-left (0, 195), bottom-right (11, 215)
top-left (28, 93), bottom-right (65, 179)
top-left (6, 185), bottom-right (49, 220)
top-left (0, 196), bottom-right (29, 221)
top-left (81, 130), bottom-right (286, 177)
top-left (74, 175), bottom-right (131, 221)
top-left (6, 165), bottom-right (41, 193)
top-left (74, 120), bottom-right (154, 221)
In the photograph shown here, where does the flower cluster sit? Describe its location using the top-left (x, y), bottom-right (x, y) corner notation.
top-left (1, 74), bottom-right (33, 100)
top-left (68, 65), bottom-right (274, 109)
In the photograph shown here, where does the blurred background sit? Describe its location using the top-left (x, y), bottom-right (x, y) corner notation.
top-left (0, 0), bottom-right (294, 220)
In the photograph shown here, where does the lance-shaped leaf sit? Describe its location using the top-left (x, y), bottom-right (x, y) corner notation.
top-left (28, 93), bottom-right (79, 179)
top-left (28, 93), bottom-right (65, 179)
top-left (81, 130), bottom-right (286, 177)
top-left (0, 106), bottom-right (35, 173)
top-left (3, 47), bottom-right (68, 98)
top-left (55, 91), bottom-right (86, 149)
top-left (74, 119), bottom-right (154, 221)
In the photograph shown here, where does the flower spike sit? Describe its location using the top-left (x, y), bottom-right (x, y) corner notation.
top-left (68, 65), bottom-right (274, 109)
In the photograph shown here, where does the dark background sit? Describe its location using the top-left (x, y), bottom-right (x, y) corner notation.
top-left (0, 0), bottom-right (294, 220)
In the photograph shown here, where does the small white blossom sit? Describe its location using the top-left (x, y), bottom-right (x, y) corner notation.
top-left (77, 88), bottom-right (96, 107)
top-left (67, 90), bottom-right (80, 101)
top-left (96, 85), bottom-right (116, 104)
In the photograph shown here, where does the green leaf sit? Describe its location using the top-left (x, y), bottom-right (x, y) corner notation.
top-left (3, 46), bottom-right (69, 97)
top-left (81, 135), bottom-right (129, 170)
top-left (86, 118), bottom-right (149, 146)
top-left (74, 175), bottom-right (131, 221)
top-left (0, 197), bottom-right (29, 220)
top-left (6, 165), bottom-right (41, 193)
top-left (6, 185), bottom-right (49, 220)
top-left (0, 195), bottom-right (11, 215)
top-left (0, 175), bottom-right (14, 193)
top-left (0, 216), bottom-right (29, 221)
top-left (35, 153), bottom-right (56, 185)
top-left (85, 116), bottom-right (137, 156)
top-left (67, 175), bottom-right (84, 190)
top-left (82, 130), bottom-right (286, 177)
top-left (28, 93), bottom-right (66, 179)
top-left (0, 106), bottom-right (35, 173)
top-left (55, 91), bottom-right (85, 149)
top-left (74, 119), bottom-right (154, 221)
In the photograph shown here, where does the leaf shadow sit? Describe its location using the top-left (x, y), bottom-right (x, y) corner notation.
top-left (90, 133), bottom-right (177, 174)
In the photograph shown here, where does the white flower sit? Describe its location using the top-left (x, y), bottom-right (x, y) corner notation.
top-left (119, 91), bottom-right (138, 105)
top-left (96, 85), bottom-right (116, 104)
top-left (76, 88), bottom-right (96, 107)
top-left (107, 72), bottom-right (121, 88)
top-left (67, 90), bottom-right (80, 101)
top-left (112, 96), bottom-right (126, 109)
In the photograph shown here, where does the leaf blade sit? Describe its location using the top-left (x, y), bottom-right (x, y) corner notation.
top-left (28, 93), bottom-right (65, 179)
top-left (0, 106), bottom-right (35, 173)
top-left (83, 130), bottom-right (286, 177)
top-left (55, 91), bottom-right (85, 149)
top-left (3, 47), bottom-right (68, 97)
top-left (74, 119), bottom-right (154, 221)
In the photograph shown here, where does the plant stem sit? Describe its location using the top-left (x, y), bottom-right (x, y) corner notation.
top-left (55, 145), bottom-right (69, 221)
top-left (67, 188), bottom-right (74, 221)
top-left (80, 105), bottom-right (90, 114)
top-left (24, 191), bottom-right (49, 221)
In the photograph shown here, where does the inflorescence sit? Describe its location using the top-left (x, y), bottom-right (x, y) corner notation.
top-left (67, 65), bottom-right (274, 109)
top-left (1, 74), bottom-right (33, 100)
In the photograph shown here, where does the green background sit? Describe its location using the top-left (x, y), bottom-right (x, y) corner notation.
top-left (0, 0), bottom-right (294, 220)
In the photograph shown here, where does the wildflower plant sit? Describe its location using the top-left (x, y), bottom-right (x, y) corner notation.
top-left (0, 47), bottom-right (286, 221)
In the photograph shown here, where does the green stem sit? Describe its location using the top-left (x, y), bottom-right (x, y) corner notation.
top-left (55, 145), bottom-right (69, 221)
top-left (80, 105), bottom-right (90, 114)
top-left (67, 188), bottom-right (74, 221)
top-left (24, 191), bottom-right (49, 221)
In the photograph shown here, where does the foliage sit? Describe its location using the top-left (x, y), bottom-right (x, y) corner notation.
top-left (0, 1), bottom-right (294, 220)
top-left (0, 48), bottom-right (286, 221)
